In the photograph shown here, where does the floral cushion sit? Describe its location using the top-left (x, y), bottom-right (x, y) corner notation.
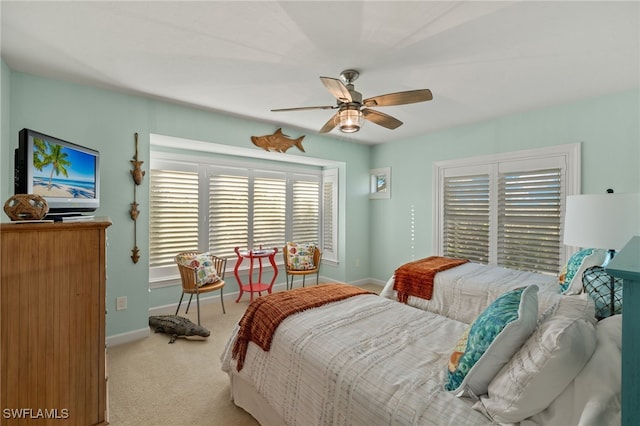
top-left (558, 248), bottom-right (606, 294)
top-left (177, 252), bottom-right (219, 287)
top-left (445, 285), bottom-right (539, 398)
top-left (286, 242), bottom-right (317, 271)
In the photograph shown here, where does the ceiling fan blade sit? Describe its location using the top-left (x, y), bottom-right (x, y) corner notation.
top-left (363, 89), bottom-right (433, 107)
top-left (362, 108), bottom-right (403, 129)
top-left (319, 112), bottom-right (338, 133)
top-left (271, 105), bottom-right (336, 112)
top-left (320, 77), bottom-right (352, 103)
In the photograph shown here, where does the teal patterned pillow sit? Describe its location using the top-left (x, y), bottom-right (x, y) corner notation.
top-left (559, 248), bottom-right (606, 294)
top-left (445, 285), bottom-right (538, 398)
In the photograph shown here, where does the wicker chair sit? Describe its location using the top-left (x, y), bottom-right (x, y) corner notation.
top-left (283, 243), bottom-right (322, 290)
top-left (174, 251), bottom-right (227, 325)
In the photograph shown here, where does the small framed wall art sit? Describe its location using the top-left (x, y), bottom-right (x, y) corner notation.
top-left (369, 167), bottom-right (391, 199)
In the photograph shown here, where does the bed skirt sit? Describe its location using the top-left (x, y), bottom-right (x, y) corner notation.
top-left (229, 371), bottom-right (284, 426)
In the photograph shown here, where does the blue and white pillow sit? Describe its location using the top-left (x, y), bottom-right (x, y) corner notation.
top-left (559, 248), bottom-right (607, 294)
top-left (445, 285), bottom-right (539, 398)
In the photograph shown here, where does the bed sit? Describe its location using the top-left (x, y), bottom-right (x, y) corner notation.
top-left (220, 282), bottom-right (620, 426)
top-left (379, 260), bottom-right (562, 324)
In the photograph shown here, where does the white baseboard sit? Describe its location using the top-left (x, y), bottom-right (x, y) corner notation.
top-left (108, 277), bottom-right (385, 346)
top-left (348, 278), bottom-right (385, 287)
top-left (148, 281), bottom-right (291, 316)
top-left (146, 276), bottom-right (382, 317)
top-left (287, 275), bottom-right (384, 288)
top-left (107, 327), bottom-right (150, 347)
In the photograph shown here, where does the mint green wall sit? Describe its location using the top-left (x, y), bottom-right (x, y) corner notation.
top-left (1, 62), bottom-right (10, 199)
top-left (370, 89), bottom-right (640, 281)
top-left (1, 68), bottom-right (371, 337)
top-left (3, 62), bottom-right (638, 338)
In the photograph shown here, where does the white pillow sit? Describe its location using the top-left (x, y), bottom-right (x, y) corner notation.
top-left (517, 315), bottom-right (621, 426)
top-left (540, 292), bottom-right (597, 324)
top-left (476, 315), bottom-right (597, 423)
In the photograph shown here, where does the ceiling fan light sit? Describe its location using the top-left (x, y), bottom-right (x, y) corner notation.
top-left (336, 108), bottom-right (364, 133)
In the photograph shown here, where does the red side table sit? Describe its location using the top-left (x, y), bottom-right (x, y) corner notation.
top-left (233, 246), bottom-right (279, 302)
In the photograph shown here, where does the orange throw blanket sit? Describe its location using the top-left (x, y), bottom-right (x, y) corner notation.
top-left (232, 284), bottom-right (373, 371)
top-left (393, 256), bottom-right (469, 303)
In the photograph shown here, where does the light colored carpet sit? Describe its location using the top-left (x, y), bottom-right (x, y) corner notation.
top-left (107, 283), bottom-right (382, 425)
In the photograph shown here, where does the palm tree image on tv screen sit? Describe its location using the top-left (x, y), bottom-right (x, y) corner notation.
top-left (32, 138), bottom-right (96, 199)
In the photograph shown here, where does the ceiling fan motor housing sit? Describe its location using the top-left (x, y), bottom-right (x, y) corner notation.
top-left (340, 69), bottom-right (362, 105)
top-left (346, 87), bottom-right (362, 104)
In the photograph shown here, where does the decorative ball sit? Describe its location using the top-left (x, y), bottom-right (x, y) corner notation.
top-left (3, 194), bottom-right (49, 221)
top-left (582, 265), bottom-right (623, 319)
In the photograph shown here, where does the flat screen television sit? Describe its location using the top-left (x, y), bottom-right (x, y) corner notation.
top-left (14, 128), bottom-right (100, 217)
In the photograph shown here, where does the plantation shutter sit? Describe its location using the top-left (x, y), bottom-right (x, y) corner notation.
top-left (322, 181), bottom-right (334, 250)
top-left (292, 177), bottom-right (320, 243)
top-left (149, 168), bottom-right (199, 268)
top-left (321, 168), bottom-right (338, 262)
top-left (443, 173), bottom-right (491, 263)
top-left (435, 145), bottom-right (577, 275)
top-left (149, 145), bottom-right (327, 285)
top-left (208, 172), bottom-right (249, 259)
top-left (498, 168), bottom-right (563, 273)
top-left (253, 174), bottom-right (287, 249)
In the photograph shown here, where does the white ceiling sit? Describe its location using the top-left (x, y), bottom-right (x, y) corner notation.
top-left (2, 1), bottom-right (639, 145)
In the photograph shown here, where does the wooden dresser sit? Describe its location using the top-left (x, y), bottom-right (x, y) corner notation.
top-left (607, 236), bottom-right (640, 426)
top-left (1, 219), bottom-right (111, 425)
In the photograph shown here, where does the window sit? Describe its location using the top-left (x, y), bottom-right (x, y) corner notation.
top-left (207, 170), bottom-right (250, 258)
top-left (291, 176), bottom-right (321, 242)
top-left (433, 144), bottom-right (580, 274)
top-left (149, 149), bottom-right (334, 286)
top-left (442, 172), bottom-right (490, 264)
top-left (149, 163), bottom-right (199, 271)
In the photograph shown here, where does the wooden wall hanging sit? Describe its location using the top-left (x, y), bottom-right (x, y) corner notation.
top-left (130, 132), bottom-right (145, 263)
top-left (251, 128), bottom-right (306, 153)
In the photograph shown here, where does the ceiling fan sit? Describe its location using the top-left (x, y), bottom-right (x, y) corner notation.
top-left (271, 69), bottom-right (433, 134)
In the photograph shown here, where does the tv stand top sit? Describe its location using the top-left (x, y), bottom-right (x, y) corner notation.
top-left (45, 213), bottom-right (96, 222)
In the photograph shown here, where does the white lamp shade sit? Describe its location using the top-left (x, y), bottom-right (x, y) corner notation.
top-left (564, 193), bottom-right (640, 250)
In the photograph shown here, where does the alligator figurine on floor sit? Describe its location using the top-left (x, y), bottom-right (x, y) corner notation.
top-left (148, 315), bottom-right (211, 344)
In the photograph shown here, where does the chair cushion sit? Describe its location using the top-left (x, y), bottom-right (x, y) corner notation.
top-left (177, 252), bottom-right (220, 287)
top-left (445, 285), bottom-right (539, 398)
top-left (286, 242), bottom-right (317, 271)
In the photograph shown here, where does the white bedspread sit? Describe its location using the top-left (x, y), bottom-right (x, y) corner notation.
top-left (221, 294), bottom-right (495, 426)
top-left (380, 262), bottom-right (560, 324)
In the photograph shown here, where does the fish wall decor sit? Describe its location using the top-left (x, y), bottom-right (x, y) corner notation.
top-left (251, 128), bottom-right (305, 153)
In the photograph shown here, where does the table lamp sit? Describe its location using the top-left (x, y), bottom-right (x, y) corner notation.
top-left (563, 190), bottom-right (640, 318)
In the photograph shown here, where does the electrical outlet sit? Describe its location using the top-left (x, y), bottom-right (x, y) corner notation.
top-left (116, 296), bottom-right (127, 311)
